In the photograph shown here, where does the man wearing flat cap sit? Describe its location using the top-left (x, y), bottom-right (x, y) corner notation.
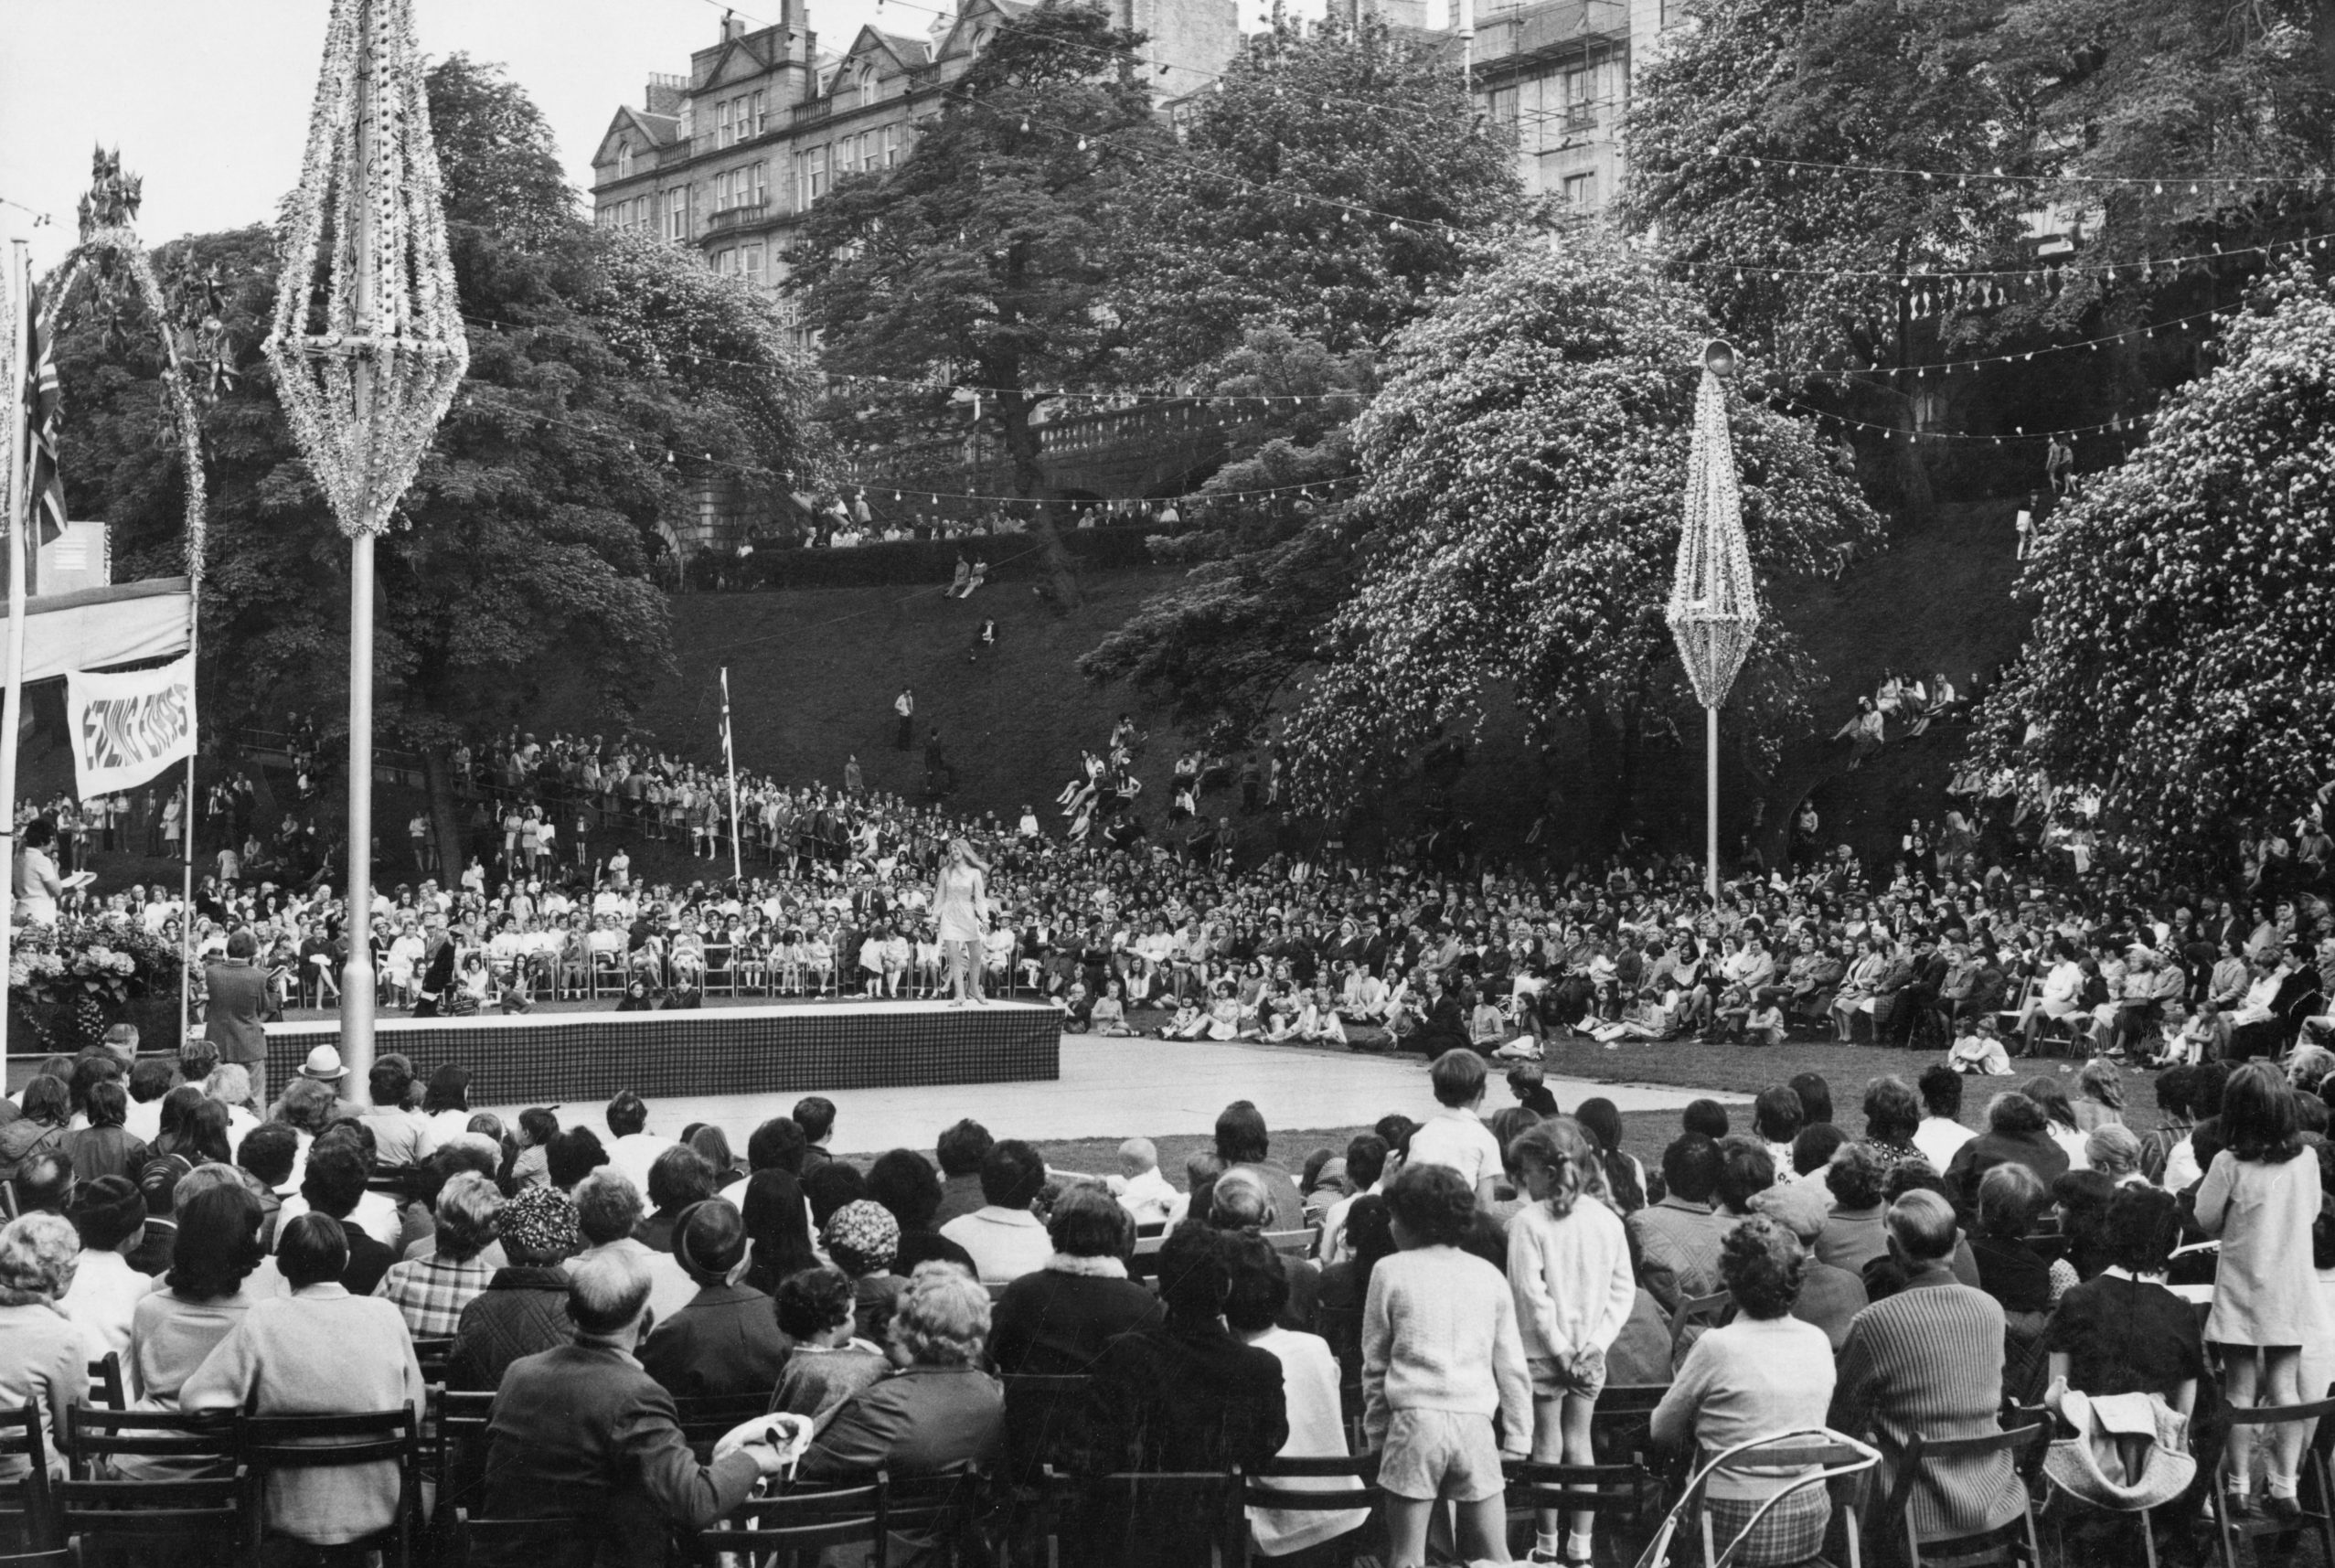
top-left (638, 1199), bottom-right (788, 1401)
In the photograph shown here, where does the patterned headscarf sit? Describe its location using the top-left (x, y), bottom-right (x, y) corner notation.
top-left (822, 1200), bottom-right (900, 1275)
top-left (500, 1185), bottom-right (580, 1260)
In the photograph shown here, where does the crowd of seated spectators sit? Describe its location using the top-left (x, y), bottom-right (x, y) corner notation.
top-left (5, 1018), bottom-right (2323, 1567)
top-left (74, 734), bottom-right (2301, 1092)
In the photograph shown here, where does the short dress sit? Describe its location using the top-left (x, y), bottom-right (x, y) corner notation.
top-left (2196, 1148), bottom-right (2332, 1348)
top-left (933, 866), bottom-right (986, 944)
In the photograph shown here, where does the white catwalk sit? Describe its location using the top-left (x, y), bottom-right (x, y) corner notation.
top-left (487, 1035), bottom-right (1744, 1157)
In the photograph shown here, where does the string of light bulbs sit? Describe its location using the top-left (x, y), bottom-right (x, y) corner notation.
top-left (1670, 226), bottom-right (2335, 286)
top-left (1704, 150), bottom-right (2335, 193)
top-left (448, 379), bottom-right (1356, 506)
top-left (1767, 394), bottom-right (2150, 444)
top-left (458, 310), bottom-right (1361, 404)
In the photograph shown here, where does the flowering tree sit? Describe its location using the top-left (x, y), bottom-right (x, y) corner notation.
top-left (1970, 266), bottom-right (2335, 865)
top-left (1282, 232), bottom-right (1882, 817)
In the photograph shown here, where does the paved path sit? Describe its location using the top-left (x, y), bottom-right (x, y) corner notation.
top-left (488, 1036), bottom-right (1744, 1157)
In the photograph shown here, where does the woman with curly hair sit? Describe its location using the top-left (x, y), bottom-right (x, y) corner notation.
top-left (1653, 1216), bottom-right (1838, 1567)
top-left (0, 1212), bottom-right (87, 1479)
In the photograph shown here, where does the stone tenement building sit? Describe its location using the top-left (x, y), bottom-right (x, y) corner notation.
top-left (591, 0), bottom-right (1239, 338)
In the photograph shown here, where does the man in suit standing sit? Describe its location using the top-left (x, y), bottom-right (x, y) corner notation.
top-left (477, 1251), bottom-right (792, 1567)
top-left (204, 927), bottom-right (273, 1109)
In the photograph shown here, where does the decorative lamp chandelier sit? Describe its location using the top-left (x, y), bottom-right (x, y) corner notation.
top-left (266, 0), bottom-right (467, 1094)
top-left (1667, 339), bottom-right (1758, 895)
top-left (267, 0), bottom-right (467, 539)
top-left (1667, 339), bottom-right (1759, 709)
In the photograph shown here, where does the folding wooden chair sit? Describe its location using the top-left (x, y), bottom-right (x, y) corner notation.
top-left (2212, 1392), bottom-right (2335, 1568)
top-left (431, 1387), bottom-right (496, 1523)
top-left (698, 1476), bottom-right (889, 1568)
top-left (673, 1392), bottom-right (782, 1464)
top-left (410, 1337), bottom-right (455, 1386)
top-left (62, 1404), bottom-right (240, 1481)
top-left (84, 1352), bottom-right (124, 1413)
top-left (1883, 1423), bottom-right (2049, 1568)
top-left (454, 1507), bottom-right (597, 1566)
top-left (55, 1473), bottom-right (245, 1568)
top-left (1504, 1453), bottom-right (1659, 1560)
top-left (1073, 1469), bottom-right (1243, 1568)
top-left (0, 1404), bottom-right (57, 1552)
top-left (1243, 1452), bottom-right (1381, 1565)
top-left (241, 1408), bottom-right (422, 1568)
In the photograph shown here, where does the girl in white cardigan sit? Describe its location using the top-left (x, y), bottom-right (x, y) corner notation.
top-left (1506, 1118), bottom-right (1638, 1566)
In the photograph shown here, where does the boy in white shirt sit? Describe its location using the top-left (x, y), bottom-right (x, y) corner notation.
top-left (1404, 1050), bottom-right (1507, 1205)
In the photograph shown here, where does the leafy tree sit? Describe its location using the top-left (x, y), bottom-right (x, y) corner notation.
top-left (1110, 11), bottom-right (1521, 377)
top-left (423, 54), bottom-right (576, 245)
top-left (1621, 0), bottom-right (2037, 371)
top-left (1985, 0), bottom-right (2335, 263)
top-left (1969, 265), bottom-right (2335, 867)
top-left (1280, 231), bottom-right (1882, 821)
top-left (1078, 326), bottom-right (1371, 733)
top-left (49, 75), bottom-right (816, 869)
top-left (789, 0), bottom-right (1166, 538)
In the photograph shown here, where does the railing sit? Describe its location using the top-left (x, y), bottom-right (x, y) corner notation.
top-left (707, 201), bottom-right (773, 232)
top-left (792, 98), bottom-right (833, 125)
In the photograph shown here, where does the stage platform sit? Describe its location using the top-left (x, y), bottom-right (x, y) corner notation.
top-left (263, 999), bottom-right (1060, 1106)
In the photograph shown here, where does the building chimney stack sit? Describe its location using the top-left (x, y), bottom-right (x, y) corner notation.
top-left (721, 8), bottom-right (748, 40)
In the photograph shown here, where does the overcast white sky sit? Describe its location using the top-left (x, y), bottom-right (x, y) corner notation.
top-left (0, 0), bottom-right (917, 269)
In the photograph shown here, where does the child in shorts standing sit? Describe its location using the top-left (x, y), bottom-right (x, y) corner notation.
top-left (1362, 1162), bottom-right (1532, 1567)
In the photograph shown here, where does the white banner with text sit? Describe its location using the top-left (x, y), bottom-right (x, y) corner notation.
top-left (66, 653), bottom-right (196, 798)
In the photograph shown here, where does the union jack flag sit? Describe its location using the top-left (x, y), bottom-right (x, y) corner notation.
top-left (21, 283), bottom-right (66, 545)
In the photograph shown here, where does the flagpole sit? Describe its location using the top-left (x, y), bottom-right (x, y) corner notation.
top-left (0, 241), bottom-right (34, 1080)
top-left (721, 667), bottom-right (742, 885)
top-left (177, 523), bottom-right (201, 1043)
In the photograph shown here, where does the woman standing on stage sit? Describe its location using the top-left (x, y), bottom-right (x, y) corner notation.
top-left (935, 837), bottom-right (993, 1007)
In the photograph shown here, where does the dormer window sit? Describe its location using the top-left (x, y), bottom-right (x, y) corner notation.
top-left (616, 141), bottom-right (634, 178)
top-left (858, 66), bottom-right (879, 107)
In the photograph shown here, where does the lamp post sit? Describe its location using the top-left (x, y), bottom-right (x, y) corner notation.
top-left (266, 0), bottom-right (467, 1096)
top-left (1666, 338), bottom-right (1759, 901)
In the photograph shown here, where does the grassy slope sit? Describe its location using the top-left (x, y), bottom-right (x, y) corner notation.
top-left (1758, 500), bottom-right (2032, 859)
top-left (513, 503), bottom-right (2034, 863)
top-left (541, 566), bottom-right (1204, 832)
